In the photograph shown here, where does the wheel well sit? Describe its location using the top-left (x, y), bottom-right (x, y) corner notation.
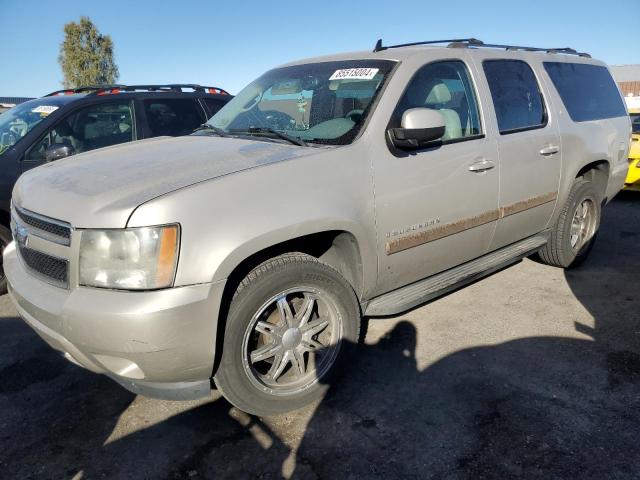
top-left (211, 231), bottom-right (363, 376)
top-left (576, 161), bottom-right (609, 202)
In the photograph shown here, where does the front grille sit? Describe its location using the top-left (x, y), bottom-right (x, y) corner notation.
top-left (14, 207), bottom-right (71, 245)
top-left (17, 244), bottom-right (69, 288)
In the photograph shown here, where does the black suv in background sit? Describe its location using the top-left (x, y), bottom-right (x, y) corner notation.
top-left (0, 84), bottom-right (232, 292)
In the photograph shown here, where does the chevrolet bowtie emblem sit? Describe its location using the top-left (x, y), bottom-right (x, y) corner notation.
top-left (15, 225), bottom-right (29, 248)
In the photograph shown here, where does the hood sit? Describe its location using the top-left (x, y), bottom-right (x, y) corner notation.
top-left (14, 135), bottom-right (319, 228)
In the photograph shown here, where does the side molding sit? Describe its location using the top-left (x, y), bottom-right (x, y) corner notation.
top-left (386, 192), bottom-right (557, 255)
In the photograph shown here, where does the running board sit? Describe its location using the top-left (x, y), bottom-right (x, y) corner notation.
top-left (364, 233), bottom-right (549, 316)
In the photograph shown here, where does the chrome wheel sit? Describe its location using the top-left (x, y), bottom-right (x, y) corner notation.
top-left (242, 287), bottom-right (342, 396)
top-left (570, 198), bottom-right (596, 252)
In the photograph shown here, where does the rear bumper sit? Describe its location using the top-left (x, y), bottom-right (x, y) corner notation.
top-left (4, 242), bottom-right (226, 400)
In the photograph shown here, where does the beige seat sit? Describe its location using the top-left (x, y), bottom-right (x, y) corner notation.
top-left (425, 83), bottom-right (462, 141)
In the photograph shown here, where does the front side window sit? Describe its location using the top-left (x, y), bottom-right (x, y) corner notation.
top-left (26, 101), bottom-right (134, 161)
top-left (389, 60), bottom-right (482, 142)
top-left (0, 100), bottom-right (61, 157)
top-left (207, 60), bottom-right (396, 145)
top-left (143, 98), bottom-right (207, 137)
top-left (544, 62), bottom-right (627, 123)
top-left (483, 60), bottom-right (546, 134)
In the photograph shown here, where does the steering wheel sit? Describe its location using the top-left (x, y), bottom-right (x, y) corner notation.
top-left (345, 109), bottom-right (364, 122)
top-left (261, 110), bottom-right (295, 130)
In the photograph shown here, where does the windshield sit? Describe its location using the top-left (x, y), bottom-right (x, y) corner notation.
top-left (632, 113), bottom-right (640, 135)
top-left (0, 100), bottom-right (61, 156)
top-left (206, 60), bottom-right (396, 145)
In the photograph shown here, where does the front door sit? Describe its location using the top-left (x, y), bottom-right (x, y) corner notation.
top-left (373, 59), bottom-right (500, 294)
top-left (22, 100), bottom-right (135, 171)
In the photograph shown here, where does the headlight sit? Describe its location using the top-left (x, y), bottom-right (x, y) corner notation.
top-left (79, 225), bottom-right (179, 290)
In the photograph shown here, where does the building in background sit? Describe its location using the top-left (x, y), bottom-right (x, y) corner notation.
top-left (611, 65), bottom-right (640, 109)
top-left (0, 97), bottom-right (34, 113)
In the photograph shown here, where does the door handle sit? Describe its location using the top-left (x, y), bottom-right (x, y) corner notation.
top-left (539, 145), bottom-right (560, 156)
top-left (468, 159), bottom-right (496, 173)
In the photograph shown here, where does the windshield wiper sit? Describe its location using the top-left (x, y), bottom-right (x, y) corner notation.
top-left (231, 127), bottom-right (307, 147)
top-left (194, 124), bottom-right (229, 137)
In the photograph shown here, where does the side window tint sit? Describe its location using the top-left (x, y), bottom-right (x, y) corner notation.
top-left (391, 61), bottom-right (482, 141)
top-left (543, 62), bottom-right (626, 122)
top-left (483, 60), bottom-right (546, 134)
top-left (143, 99), bottom-right (206, 137)
top-left (26, 101), bottom-right (134, 160)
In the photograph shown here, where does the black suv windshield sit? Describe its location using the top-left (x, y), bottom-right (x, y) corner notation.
top-left (207, 60), bottom-right (396, 145)
top-left (0, 100), bottom-right (64, 156)
top-left (632, 113), bottom-right (640, 135)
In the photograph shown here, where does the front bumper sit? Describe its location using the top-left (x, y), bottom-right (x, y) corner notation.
top-left (4, 242), bottom-right (226, 400)
top-left (623, 158), bottom-right (640, 191)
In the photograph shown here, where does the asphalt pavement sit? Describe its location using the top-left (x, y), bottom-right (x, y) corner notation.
top-left (0, 192), bottom-right (638, 479)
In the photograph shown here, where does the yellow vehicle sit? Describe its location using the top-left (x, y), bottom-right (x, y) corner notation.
top-left (625, 108), bottom-right (640, 191)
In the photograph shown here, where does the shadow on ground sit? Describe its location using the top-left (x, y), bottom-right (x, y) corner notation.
top-left (0, 194), bottom-right (638, 479)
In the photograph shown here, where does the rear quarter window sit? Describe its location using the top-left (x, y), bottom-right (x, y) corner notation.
top-left (543, 62), bottom-right (626, 122)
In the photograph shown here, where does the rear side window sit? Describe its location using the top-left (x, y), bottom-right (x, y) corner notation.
top-left (143, 98), bottom-right (207, 137)
top-left (543, 62), bottom-right (626, 122)
top-left (483, 60), bottom-right (546, 134)
top-left (203, 98), bottom-right (226, 117)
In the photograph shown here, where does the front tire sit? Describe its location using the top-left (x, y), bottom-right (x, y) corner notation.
top-left (214, 253), bottom-right (361, 416)
top-left (539, 179), bottom-right (601, 268)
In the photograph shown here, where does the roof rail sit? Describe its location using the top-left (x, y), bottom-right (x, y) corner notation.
top-left (373, 38), bottom-right (482, 52)
top-left (373, 38), bottom-right (591, 58)
top-left (45, 84), bottom-right (230, 97)
top-left (45, 85), bottom-right (126, 96)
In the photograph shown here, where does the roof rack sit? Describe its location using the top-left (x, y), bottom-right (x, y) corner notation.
top-left (46, 84), bottom-right (125, 96)
top-left (373, 38), bottom-right (482, 52)
top-left (45, 84), bottom-right (230, 97)
top-left (373, 38), bottom-right (591, 58)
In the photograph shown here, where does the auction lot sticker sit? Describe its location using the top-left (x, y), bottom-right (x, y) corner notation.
top-left (329, 68), bottom-right (379, 81)
top-left (31, 105), bottom-right (59, 116)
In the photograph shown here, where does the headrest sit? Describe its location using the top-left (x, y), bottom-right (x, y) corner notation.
top-left (55, 120), bottom-right (74, 137)
top-left (425, 83), bottom-right (452, 105)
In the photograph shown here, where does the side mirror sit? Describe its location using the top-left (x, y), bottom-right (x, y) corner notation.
top-left (389, 108), bottom-right (446, 150)
top-left (44, 143), bottom-right (76, 162)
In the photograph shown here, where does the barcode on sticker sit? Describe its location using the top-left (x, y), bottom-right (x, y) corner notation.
top-left (329, 68), bottom-right (379, 81)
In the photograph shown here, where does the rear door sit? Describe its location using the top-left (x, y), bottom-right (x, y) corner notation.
top-left (479, 59), bottom-right (561, 250)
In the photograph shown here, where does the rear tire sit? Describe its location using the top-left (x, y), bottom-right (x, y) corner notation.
top-left (0, 224), bottom-right (11, 295)
top-left (214, 253), bottom-right (361, 416)
top-left (538, 179), bottom-right (601, 268)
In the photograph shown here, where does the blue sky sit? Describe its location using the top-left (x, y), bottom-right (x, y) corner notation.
top-left (1, 0), bottom-right (637, 97)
